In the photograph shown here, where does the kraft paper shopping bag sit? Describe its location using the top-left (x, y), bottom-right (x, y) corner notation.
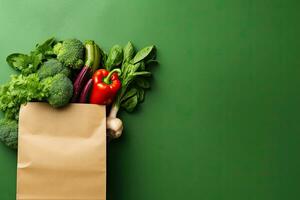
top-left (17, 103), bottom-right (106, 200)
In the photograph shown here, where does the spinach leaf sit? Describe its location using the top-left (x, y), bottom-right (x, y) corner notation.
top-left (105, 45), bottom-right (123, 70)
top-left (112, 42), bottom-right (157, 113)
top-left (123, 41), bottom-right (135, 63)
top-left (6, 37), bottom-right (56, 75)
top-left (6, 53), bottom-right (42, 75)
top-left (138, 61), bottom-right (146, 71)
top-left (137, 88), bottom-right (145, 102)
top-left (135, 78), bottom-right (150, 89)
top-left (35, 37), bottom-right (56, 57)
top-left (6, 53), bottom-right (31, 71)
top-left (131, 45), bottom-right (154, 64)
top-left (121, 94), bottom-right (138, 112)
top-left (121, 87), bottom-right (138, 102)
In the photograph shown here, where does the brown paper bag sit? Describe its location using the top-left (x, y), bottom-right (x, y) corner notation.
top-left (17, 103), bottom-right (106, 200)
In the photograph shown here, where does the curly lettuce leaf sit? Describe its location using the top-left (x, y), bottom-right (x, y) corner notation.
top-left (0, 74), bottom-right (49, 120)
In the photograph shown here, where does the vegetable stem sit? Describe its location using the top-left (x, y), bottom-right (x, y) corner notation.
top-left (109, 105), bottom-right (119, 118)
top-left (103, 68), bottom-right (121, 84)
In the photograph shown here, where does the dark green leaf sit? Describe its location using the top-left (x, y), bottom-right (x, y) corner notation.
top-left (136, 78), bottom-right (150, 89)
top-left (133, 61), bottom-right (146, 72)
top-left (6, 38), bottom-right (53, 74)
top-left (6, 53), bottom-right (31, 71)
top-left (137, 88), bottom-right (145, 102)
top-left (146, 59), bottom-right (158, 65)
top-left (131, 45), bottom-right (154, 64)
top-left (121, 94), bottom-right (138, 112)
top-left (139, 61), bottom-right (146, 71)
top-left (131, 63), bottom-right (140, 73)
top-left (31, 53), bottom-right (43, 68)
top-left (121, 87), bottom-right (138, 102)
top-left (121, 63), bottom-right (142, 81)
top-left (123, 41), bottom-right (135, 63)
top-left (97, 46), bottom-right (107, 66)
top-left (6, 53), bottom-right (42, 75)
top-left (35, 37), bottom-right (56, 56)
top-left (105, 45), bottom-right (123, 70)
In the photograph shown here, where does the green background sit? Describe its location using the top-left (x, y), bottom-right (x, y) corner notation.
top-left (0, 0), bottom-right (300, 199)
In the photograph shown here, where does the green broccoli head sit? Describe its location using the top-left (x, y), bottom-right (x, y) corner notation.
top-left (44, 73), bottom-right (73, 108)
top-left (37, 59), bottom-right (70, 79)
top-left (54, 39), bottom-right (84, 69)
top-left (0, 118), bottom-right (18, 149)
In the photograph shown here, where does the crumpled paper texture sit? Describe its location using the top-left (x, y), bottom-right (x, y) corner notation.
top-left (17, 103), bottom-right (106, 200)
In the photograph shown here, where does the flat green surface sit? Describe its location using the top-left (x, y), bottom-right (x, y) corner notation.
top-left (0, 0), bottom-right (300, 199)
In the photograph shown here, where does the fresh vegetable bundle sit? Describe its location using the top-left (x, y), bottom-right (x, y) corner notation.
top-left (0, 37), bottom-right (157, 149)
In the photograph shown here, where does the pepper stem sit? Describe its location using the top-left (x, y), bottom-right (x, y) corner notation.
top-left (104, 68), bottom-right (121, 84)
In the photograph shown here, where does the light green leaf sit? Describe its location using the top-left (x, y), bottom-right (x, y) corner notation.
top-left (133, 71), bottom-right (152, 77)
top-left (6, 53), bottom-right (42, 75)
top-left (6, 53), bottom-right (31, 71)
top-left (105, 45), bottom-right (123, 70)
top-left (123, 41), bottom-right (135, 63)
top-left (131, 45), bottom-right (154, 64)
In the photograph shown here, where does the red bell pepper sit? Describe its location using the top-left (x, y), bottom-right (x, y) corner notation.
top-left (89, 69), bottom-right (122, 105)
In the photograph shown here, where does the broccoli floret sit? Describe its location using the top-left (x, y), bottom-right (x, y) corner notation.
top-left (0, 118), bottom-right (18, 149)
top-left (37, 59), bottom-right (70, 79)
top-left (43, 73), bottom-right (73, 107)
top-left (53, 39), bottom-right (84, 69)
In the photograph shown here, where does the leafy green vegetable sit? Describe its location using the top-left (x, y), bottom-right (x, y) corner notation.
top-left (105, 45), bottom-right (123, 70)
top-left (137, 88), bottom-right (145, 102)
top-left (0, 66), bottom-right (73, 150)
top-left (106, 42), bottom-right (157, 139)
top-left (0, 74), bottom-right (49, 120)
top-left (123, 42), bottom-right (135, 63)
top-left (54, 38), bottom-right (84, 69)
top-left (112, 42), bottom-right (156, 112)
top-left (0, 71), bottom-right (72, 120)
top-left (37, 59), bottom-right (70, 79)
top-left (0, 118), bottom-right (18, 149)
top-left (0, 37), bottom-right (83, 149)
top-left (6, 53), bottom-right (42, 75)
top-left (121, 95), bottom-right (138, 112)
top-left (6, 37), bottom-right (56, 75)
top-left (135, 77), bottom-right (150, 89)
top-left (119, 86), bottom-right (146, 112)
top-left (121, 88), bottom-right (138, 102)
top-left (131, 45), bottom-right (154, 64)
top-left (35, 37), bottom-right (56, 57)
